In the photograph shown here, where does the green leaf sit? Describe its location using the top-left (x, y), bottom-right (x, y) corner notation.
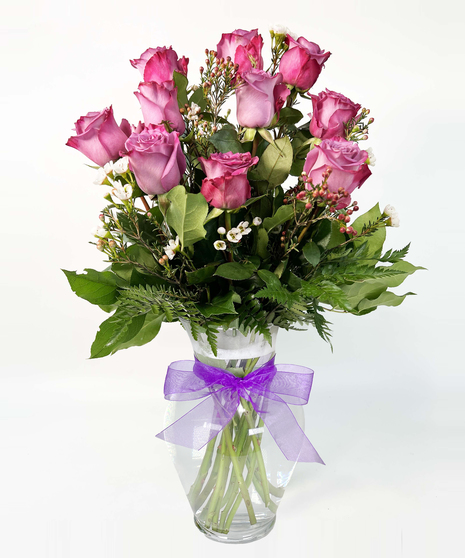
top-left (63, 269), bottom-right (125, 306)
top-left (208, 126), bottom-right (244, 154)
top-left (314, 219), bottom-right (345, 250)
top-left (303, 241), bottom-right (321, 266)
top-left (117, 312), bottom-right (164, 350)
top-left (255, 136), bottom-right (293, 186)
top-left (256, 228), bottom-right (269, 259)
top-left (263, 205), bottom-right (294, 231)
top-left (165, 185), bottom-right (208, 248)
top-left (215, 261), bottom-right (257, 280)
top-left (352, 203), bottom-right (386, 257)
top-left (126, 245), bottom-right (159, 271)
top-left (173, 71), bottom-right (188, 108)
top-left (357, 291), bottom-right (415, 313)
top-left (276, 107), bottom-right (304, 126)
top-left (196, 291), bottom-right (239, 317)
top-left (189, 86), bottom-right (207, 111)
top-left (205, 207), bottom-right (224, 224)
top-left (186, 265), bottom-right (217, 285)
top-left (90, 311), bottom-right (146, 358)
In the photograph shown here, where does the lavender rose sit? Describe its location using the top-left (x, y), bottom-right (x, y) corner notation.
top-left (66, 107), bottom-right (130, 167)
top-left (236, 70), bottom-right (290, 128)
top-left (199, 152), bottom-right (258, 179)
top-left (125, 125), bottom-right (186, 195)
top-left (279, 36), bottom-right (330, 92)
top-left (201, 174), bottom-right (251, 209)
top-left (310, 90), bottom-right (361, 139)
top-left (217, 29), bottom-right (264, 73)
top-left (303, 137), bottom-right (371, 208)
top-left (130, 46), bottom-right (189, 84)
top-left (135, 81), bottom-right (185, 133)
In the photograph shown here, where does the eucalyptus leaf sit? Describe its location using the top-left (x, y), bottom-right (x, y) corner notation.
top-left (263, 205), bottom-right (294, 231)
top-left (352, 203), bottom-right (386, 257)
top-left (186, 265), bottom-right (217, 285)
top-left (173, 71), bottom-right (188, 108)
top-left (214, 261), bottom-right (257, 280)
top-left (303, 241), bottom-right (321, 266)
top-left (208, 126), bottom-right (244, 154)
top-left (196, 291), bottom-right (239, 317)
top-left (63, 268), bottom-right (125, 306)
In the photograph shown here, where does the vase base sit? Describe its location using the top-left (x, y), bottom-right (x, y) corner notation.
top-left (194, 514), bottom-right (276, 544)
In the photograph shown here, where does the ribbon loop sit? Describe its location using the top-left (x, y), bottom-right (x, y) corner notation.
top-left (156, 357), bottom-right (324, 464)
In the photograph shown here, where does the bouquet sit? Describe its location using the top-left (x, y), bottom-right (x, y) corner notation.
top-left (64, 27), bottom-right (420, 542)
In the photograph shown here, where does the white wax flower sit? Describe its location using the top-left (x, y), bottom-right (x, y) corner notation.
top-left (164, 236), bottom-right (180, 260)
top-left (237, 221), bottom-right (251, 235)
top-left (112, 181), bottom-right (133, 201)
top-left (226, 228), bottom-right (242, 243)
top-left (103, 161), bottom-right (114, 175)
top-left (366, 147), bottom-right (376, 166)
top-left (187, 102), bottom-right (201, 121)
top-left (112, 157), bottom-right (129, 175)
top-left (217, 227), bottom-right (226, 235)
top-left (383, 205), bottom-right (400, 227)
top-left (252, 217), bottom-right (262, 226)
top-left (214, 240), bottom-right (227, 251)
top-left (92, 226), bottom-right (106, 238)
top-left (270, 24), bottom-right (296, 38)
top-left (93, 168), bottom-right (107, 185)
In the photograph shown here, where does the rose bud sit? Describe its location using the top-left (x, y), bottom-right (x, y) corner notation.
top-left (130, 46), bottom-right (189, 84)
top-left (201, 173), bottom-right (251, 209)
top-left (279, 36), bottom-right (330, 92)
top-left (236, 69), bottom-right (290, 128)
top-left (309, 90), bottom-right (361, 139)
top-left (303, 137), bottom-right (371, 208)
top-left (124, 125), bottom-right (186, 195)
top-left (66, 106), bottom-right (130, 167)
top-left (135, 81), bottom-right (185, 133)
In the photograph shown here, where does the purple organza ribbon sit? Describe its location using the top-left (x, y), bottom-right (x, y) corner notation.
top-left (156, 357), bottom-right (324, 464)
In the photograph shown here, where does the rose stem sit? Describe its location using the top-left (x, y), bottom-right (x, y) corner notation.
top-left (205, 432), bottom-right (228, 529)
top-left (223, 423), bottom-right (256, 525)
top-left (187, 436), bottom-right (217, 506)
top-left (194, 447), bottom-right (221, 510)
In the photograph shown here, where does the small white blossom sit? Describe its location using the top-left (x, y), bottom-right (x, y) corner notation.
top-left (92, 226), bottom-right (107, 238)
top-left (252, 217), bottom-right (262, 226)
top-left (237, 221), bottom-right (251, 235)
top-left (383, 205), bottom-right (400, 227)
top-left (217, 226), bottom-right (226, 235)
top-left (366, 147), bottom-right (376, 166)
top-left (112, 156), bottom-right (129, 175)
top-left (226, 228), bottom-right (242, 243)
top-left (103, 161), bottom-right (114, 175)
top-left (163, 236), bottom-right (180, 260)
top-left (214, 240), bottom-right (227, 251)
top-left (270, 25), bottom-right (296, 39)
top-left (187, 102), bottom-right (201, 122)
top-left (112, 181), bottom-right (133, 201)
top-left (93, 167), bottom-right (107, 185)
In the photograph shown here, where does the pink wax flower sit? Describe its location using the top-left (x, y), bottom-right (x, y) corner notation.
top-left (199, 152), bottom-right (259, 179)
top-left (303, 137), bottom-right (371, 208)
top-left (216, 29), bottom-right (264, 73)
top-left (279, 36), bottom-right (330, 92)
top-left (309, 90), bottom-right (361, 139)
top-left (125, 125), bottom-right (186, 195)
top-left (201, 174), bottom-right (251, 209)
top-left (130, 46), bottom-right (189, 84)
top-left (135, 81), bottom-right (185, 133)
top-left (66, 106), bottom-right (130, 167)
top-left (236, 70), bottom-right (290, 129)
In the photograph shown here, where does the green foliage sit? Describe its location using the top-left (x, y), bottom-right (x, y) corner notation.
top-left (165, 186), bottom-right (209, 248)
top-left (302, 241), bottom-right (321, 266)
top-left (214, 261), bottom-right (258, 280)
top-left (63, 268), bottom-right (125, 306)
top-left (173, 71), bottom-right (188, 108)
top-left (208, 126), bottom-right (244, 153)
top-left (255, 137), bottom-right (293, 186)
top-left (263, 205), bottom-right (294, 231)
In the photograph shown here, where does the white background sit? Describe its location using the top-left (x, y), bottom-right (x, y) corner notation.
top-left (1, 1), bottom-right (464, 556)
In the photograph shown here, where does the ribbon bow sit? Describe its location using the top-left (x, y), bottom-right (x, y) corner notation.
top-left (156, 357), bottom-right (324, 464)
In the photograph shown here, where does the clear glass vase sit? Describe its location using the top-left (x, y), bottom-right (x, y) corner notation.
top-left (163, 324), bottom-right (304, 544)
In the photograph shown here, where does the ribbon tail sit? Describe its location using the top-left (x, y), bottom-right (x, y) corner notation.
top-left (256, 398), bottom-right (325, 464)
top-left (156, 394), bottom-right (236, 451)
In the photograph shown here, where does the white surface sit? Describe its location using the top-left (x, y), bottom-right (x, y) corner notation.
top-left (1, 1), bottom-right (464, 556)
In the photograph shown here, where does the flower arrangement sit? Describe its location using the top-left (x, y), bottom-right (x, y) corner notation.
top-left (64, 27), bottom-right (421, 541)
